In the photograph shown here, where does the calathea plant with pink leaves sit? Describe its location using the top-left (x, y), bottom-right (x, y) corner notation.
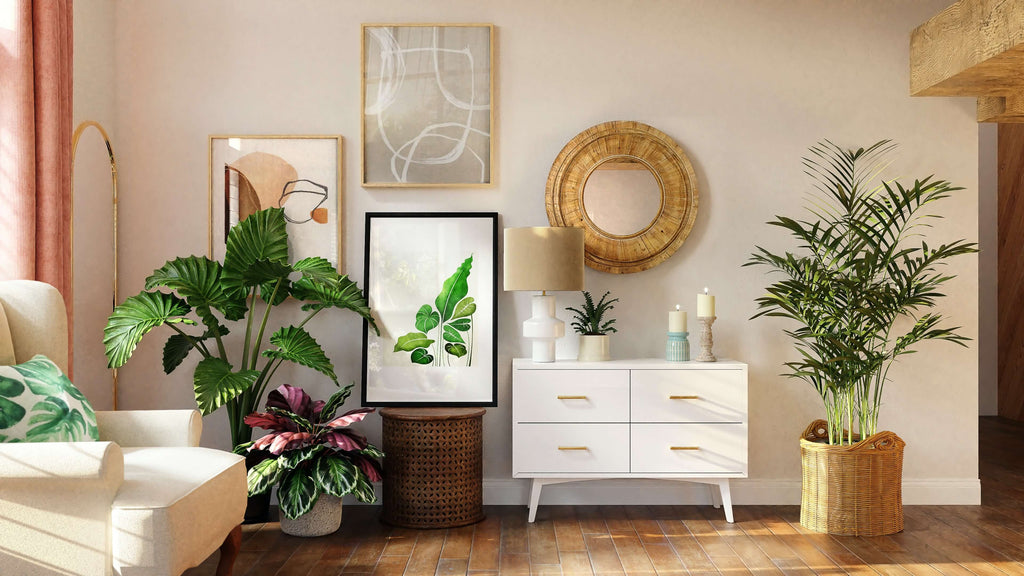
top-left (241, 383), bottom-right (383, 519)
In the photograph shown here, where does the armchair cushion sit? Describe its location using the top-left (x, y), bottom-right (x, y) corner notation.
top-left (96, 409), bottom-right (202, 447)
top-left (0, 355), bottom-right (98, 442)
top-left (112, 446), bottom-right (245, 576)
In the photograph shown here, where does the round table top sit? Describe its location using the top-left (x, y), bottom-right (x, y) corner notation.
top-left (379, 407), bottom-right (487, 421)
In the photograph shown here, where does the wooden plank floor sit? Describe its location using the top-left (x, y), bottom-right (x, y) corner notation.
top-left (186, 417), bottom-right (1024, 576)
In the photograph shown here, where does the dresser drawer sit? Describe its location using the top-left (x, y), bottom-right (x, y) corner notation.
top-left (631, 423), bottom-right (746, 474)
top-left (630, 369), bottom-right (746, 422)
top-left (513, 369), bottom-right (629, 423)
top-left (514, 424), bottom-right (629, 474)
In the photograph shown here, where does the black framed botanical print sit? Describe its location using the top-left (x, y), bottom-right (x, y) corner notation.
top-left (361, 212), bottom-right (498, 406)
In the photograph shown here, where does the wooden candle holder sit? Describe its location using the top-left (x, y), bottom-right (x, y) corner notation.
top-left (696, 316), bottom-right (716, 362)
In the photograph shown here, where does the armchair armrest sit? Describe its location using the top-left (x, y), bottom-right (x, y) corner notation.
top-left (97, 409), bottom-right (203, 447)
top-left (0, 440), bottom-right (123, 484)
top-left (0, 442), bottom-right (124, 575)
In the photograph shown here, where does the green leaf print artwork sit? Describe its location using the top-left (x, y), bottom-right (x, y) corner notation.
top-left (393, 255), bottom-right (477, 367)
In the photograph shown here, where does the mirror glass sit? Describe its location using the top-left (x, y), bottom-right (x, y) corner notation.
top-left (582, 158), bottom-right (662, 237)
top-left (71, 122), bottom-right (118, 410)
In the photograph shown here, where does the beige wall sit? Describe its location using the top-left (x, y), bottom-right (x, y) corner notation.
top-left (77, 0), bottom-right (980, 503)
top-left (73, 0), bottom-right (117, 410)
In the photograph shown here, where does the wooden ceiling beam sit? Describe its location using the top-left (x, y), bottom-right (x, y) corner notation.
top-left (911, 0), bottom-right (1024, 99)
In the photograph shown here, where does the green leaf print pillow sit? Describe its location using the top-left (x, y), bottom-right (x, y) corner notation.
top-left (0, 355), bottom-right (99, 443)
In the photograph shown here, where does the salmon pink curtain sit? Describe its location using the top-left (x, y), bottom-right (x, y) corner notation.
top-left (0, 0), bottom-right (74, 370)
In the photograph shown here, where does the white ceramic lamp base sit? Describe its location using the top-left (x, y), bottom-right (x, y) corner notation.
top-left (522, 293), bottom-right (564, 363)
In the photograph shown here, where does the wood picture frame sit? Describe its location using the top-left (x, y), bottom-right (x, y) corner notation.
top-left (361, 212), bottom-right (498, 406)
top-left (361, 24), bottom-right (494, 187)
top-left (208, 135), bottom-right (344, 271)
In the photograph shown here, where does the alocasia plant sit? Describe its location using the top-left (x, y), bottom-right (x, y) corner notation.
top-left (393, 255), bottom-right (477, 367)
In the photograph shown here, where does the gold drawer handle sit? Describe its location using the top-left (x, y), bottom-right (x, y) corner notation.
top-left (557, 395), bottom-right (588, 400)
top-left (670, 446), bottom-right (700, 451)
top-left (558, 446), bottom-right (589, 451)
top-left (669, 395), bottom-right (700, 400)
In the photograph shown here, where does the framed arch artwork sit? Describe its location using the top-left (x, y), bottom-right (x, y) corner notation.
top-left (209, 135), bottom-right (343, 271)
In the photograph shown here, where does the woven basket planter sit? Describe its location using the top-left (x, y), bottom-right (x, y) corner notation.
top-left (800, 419), bottom-right (905, 536)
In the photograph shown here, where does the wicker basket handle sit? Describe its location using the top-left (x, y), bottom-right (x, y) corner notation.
top-left (801, 419), bottom-right (905, 452)
top-left (849, 430), bottom-right (906, 453)
top-left (801, 419), bottom-right (830, 442)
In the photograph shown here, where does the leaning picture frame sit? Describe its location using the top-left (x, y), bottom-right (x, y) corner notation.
top-left (362, 212), bottom-right (498, 406)
top-left (361, 23), bottom-right (494, 187)
top-left (208, 135), bottom-right (344, 270)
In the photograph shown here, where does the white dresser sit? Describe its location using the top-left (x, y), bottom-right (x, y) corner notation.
top-left (512, 358), bottom-right (748, 522)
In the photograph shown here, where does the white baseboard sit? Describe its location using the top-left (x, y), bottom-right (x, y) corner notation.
top-left (482, 477), bottom-right (981, 506)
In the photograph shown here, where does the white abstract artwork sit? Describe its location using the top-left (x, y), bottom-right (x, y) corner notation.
top-left (362, 24), bottom-right (493, 186)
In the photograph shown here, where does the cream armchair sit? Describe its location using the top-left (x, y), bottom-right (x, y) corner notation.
top-left (0, 280), bottom-right (246, 576)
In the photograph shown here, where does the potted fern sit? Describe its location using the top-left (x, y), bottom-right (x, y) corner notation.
top-left (746, 140), bottom-right (976, 536)
top-left (566, 290), bottom-right (618, 362)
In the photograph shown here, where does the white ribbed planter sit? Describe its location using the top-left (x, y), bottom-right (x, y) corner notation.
top-left (279, 495), bottom-right (343, 537)
top-left (577, 334), bottom-right (611, 361)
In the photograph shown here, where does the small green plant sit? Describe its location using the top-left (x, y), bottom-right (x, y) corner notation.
top-left (393, 255), bottom-right (477, 367)
top-left (566, 291), bottom-right (619, 335)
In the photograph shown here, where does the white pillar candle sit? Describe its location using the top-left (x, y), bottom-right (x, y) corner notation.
top-left (669, 305), bottom-right (687, 332)
top-left (697, 287), bottom-right (715, 317)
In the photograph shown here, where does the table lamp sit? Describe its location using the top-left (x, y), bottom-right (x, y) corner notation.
top-left (504, 227), bottom-right (585, 362)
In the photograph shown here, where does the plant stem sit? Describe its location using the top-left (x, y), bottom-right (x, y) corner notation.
top-left (167, 324), bottom-right (212, 359)
top-left (251, 279), bottom-right (283, 370)
top-left (241, 287), bottom-right (257, 371)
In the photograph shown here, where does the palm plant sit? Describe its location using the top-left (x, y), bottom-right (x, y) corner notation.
top-left (103, 207), bottom-right (379, 447)
top-left (746, 141), bottom-right (976, 445)
top-left (566, 290), bottom-right (619, 335)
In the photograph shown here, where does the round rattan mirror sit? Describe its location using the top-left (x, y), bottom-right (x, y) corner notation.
top-left (546, 121), bottom-right (698, 274)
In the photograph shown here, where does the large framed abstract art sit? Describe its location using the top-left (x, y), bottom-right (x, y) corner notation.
top-left (209, 135), bottom-right (344, 269)
top-left (361, 213), bottom-right (498, 406)
top-left (362, 24), bottom-right (494, 187)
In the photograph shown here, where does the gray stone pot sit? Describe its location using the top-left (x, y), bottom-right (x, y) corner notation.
top-left (279, 495), bottom-right (343, 537)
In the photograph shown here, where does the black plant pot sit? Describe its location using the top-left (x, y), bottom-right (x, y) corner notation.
top-left (243, 449), bottom-right (273, 524)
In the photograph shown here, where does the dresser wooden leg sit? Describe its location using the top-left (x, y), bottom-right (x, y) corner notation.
top-left (718, 480), bottom-right (734, 523)
top-left (528, 479), bottom-right (543, 522)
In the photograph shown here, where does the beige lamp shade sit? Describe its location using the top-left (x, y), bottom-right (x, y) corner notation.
top-left (504, 227), bottom-right (585, 291)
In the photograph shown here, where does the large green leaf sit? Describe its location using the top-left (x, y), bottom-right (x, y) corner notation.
top-left (246, 456), bottom-right (281, 496)
top-left (278, 468), bottom-right (319, 520)
top-left (291, 274), bottom-right (379, 335)
top-left (104, 291), bottom-right (194, 368)
top-left (415, 305), bottom-right (440, 333)
top-left (319, 384), bottom-right (354, 421)
top-left (350, 473), bottom-right (378, 504)
top-left (145, 256), bottom-right (247, 323)
top-left (222, 207), bottom-right (290, 297)
top-left (394, 332), bottom-right (433, 352)
top-left (314, 454), bottom-right (359, 498)
top-left (193, 357), bottom-right (259, 415)
top-left (0, 377), bottom-right (23, 398)
top-left (444, 343), bottom-right (467, 358)
top-left (442, 325), bottom-right (465, 344)
top-left (451, 297), bottom-right (476, 320)
top-left (262, 326), bottom-right (337, 383)
top-left (0, 397), bottom-right (26, 430)
top-left (293, 256), bottom-right (338, 281)
top-left (435, 256), bottom-right (473, 322)
top-left (26, 397), bottom-right (90, 442)
top-left (447, 318), bottom-right (471, 332)
top-left (410, 349), bottom-right (433, 365)
top-left (162, 334), bottom-right (194, 374)
top-left (281, 444), bottom-right (326, 469)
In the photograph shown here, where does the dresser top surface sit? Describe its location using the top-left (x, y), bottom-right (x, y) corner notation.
top-left (512, 358), bottom-right (747, 370)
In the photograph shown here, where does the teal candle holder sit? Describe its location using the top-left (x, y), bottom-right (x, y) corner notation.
top-left (666, 331), bottom-right (690, 362)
